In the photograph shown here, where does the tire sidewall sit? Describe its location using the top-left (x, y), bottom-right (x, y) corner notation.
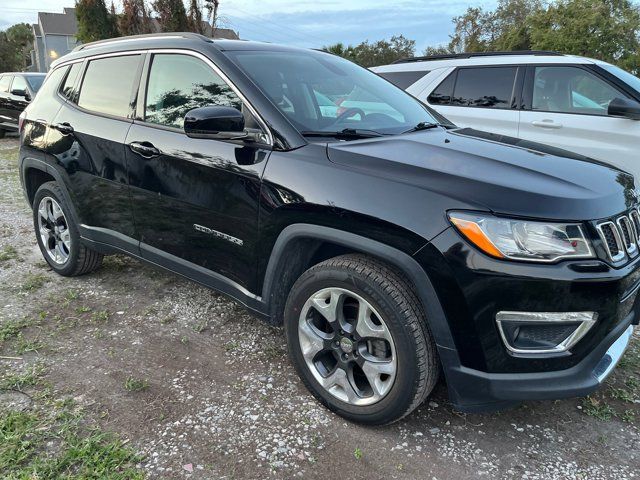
top-left (285, 266), bottom-right (423, 424)
top-left (32, 182), bottom-right (81, 276)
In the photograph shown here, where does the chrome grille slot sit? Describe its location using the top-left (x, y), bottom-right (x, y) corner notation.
top-left (630, 210), bottom-right (640, 239)
top-left (617, 216), bottom-right (638, 256)
top-left (597, 221), bottom-right (625, 263)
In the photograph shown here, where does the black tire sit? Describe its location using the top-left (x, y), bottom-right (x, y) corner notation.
top-left (32, 181), bottom-right (103, 276)
top-left (0, 129), bottom-right (5, 139)
top-left (285, 254), bottom-right (439, 425)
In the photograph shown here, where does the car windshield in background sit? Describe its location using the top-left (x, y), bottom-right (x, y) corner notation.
top-left (227, 50), bottom-right (439, 135)
top-left (602, 64), bottom-right (640, 95)
top-left (26, 75), bottom-right (45, 92)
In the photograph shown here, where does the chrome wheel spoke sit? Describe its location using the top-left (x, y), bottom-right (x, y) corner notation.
top-left (310, 289), bottom-right (342, 324)
top-left (51, 200), bottom-right (64, 223)
top-left (37, 196), bottom-right (70, 265)
top-left (362, 359), bottom-right (395, 398)
top-left (59, 228), bottom-right (71, 251)
top-left (298, 317), bottom-right (326, 362)
top-left (320, 367), bottom-right (359, 404)
top-left (355, 302), bottom-right (392, 342)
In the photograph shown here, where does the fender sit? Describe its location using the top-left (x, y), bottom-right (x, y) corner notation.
top-left (261, 223), bottom-right (459, 354)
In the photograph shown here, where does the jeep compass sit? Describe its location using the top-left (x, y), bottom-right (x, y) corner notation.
top-left (18, 33), bottom-right (638, 425)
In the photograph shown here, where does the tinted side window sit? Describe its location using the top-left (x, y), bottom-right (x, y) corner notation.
top-left (78, 55), bottom-right (141, 117)
top-left (0, 75), bottom-right (13, 93)
top-left (428, 71), bottom-right (455, 105)
top-left (61, 62), bottom-right (83, 101)
top-left (532, 66), bottom-right (627, 115)
top-left (144, 54), bottom-right (242, 129)
top-left (377, 70), bottom-right (428, 89)
top-left (452, 67), bottom-right (517, 109)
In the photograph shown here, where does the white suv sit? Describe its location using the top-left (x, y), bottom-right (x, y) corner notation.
top-left (372, 51), bottom-right (640, 179)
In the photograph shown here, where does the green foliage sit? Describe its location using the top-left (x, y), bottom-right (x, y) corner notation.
top-left (188, 0), bottom-right (204, 34)
top-left (151, 0), bottom-right (190, 32)
top-left (323, 35), bottom-right (415, 67)
top-left (425, 0), bottom-right (640, 73)
top-left (75, 0), bottom-right (120, 43)
top-left (0, 23), bottom-right (34, 72)
top-left (119, 0), bottom-right (152, 36)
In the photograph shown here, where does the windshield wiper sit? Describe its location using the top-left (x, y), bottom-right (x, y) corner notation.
top-left (300, 128), bottom-right (385, 140)
top-left (401, 122), bottom-right (442, 134)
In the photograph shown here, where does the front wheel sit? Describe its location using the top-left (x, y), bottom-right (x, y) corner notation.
top-left (284, 254), bottom-right (439, 425)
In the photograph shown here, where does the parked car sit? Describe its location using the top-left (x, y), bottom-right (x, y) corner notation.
top-left (18, 34), bottom-right (638, 425)
top-left (372, 51), bottom-right (640, 179)
top-left (0, 72), bottom-right (46, 138)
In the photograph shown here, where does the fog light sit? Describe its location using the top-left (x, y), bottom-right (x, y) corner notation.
top-left (496, 311), bottom-right (597, 355)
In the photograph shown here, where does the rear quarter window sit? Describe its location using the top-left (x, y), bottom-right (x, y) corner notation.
top-left (77, 54), bottom-right (141, 118)
top-left (377, 70), bottom-right (428, 89)
top-left (451, 67), bottom-right (517, 109)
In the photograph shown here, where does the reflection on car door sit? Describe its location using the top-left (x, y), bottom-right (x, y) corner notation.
top-left (426, 66), bottom-right (521, 137)
top-left (519, 65), bottom-right (640, 177)
top-left (0, 75), bottom-right (14, 127)
top-left (7, 76), bottom-right (31, 125)
top-left (125, 52), bottom-right (270, 292)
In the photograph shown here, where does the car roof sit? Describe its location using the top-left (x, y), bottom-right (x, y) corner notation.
top-left (0, 72), bottom-right (46, 76)
top-left (372, 52), bottom-right (612, 73)
top-left (50, 32), bottom-right (314, 68)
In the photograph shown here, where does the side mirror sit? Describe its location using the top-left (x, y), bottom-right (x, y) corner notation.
top-left (608, 97), bottom-right (640, 120)
top-left (184, 106), bottom-right (246, 140)
top-left (11, 88), bottom-right (27, 98)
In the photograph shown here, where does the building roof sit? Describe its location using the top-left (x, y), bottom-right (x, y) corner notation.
top-left (38, 8), bottom-right (77, 36)
top-left (31, 24), bottom-right (41, 37)
top-left (148, 19), bottom-right (239, 40)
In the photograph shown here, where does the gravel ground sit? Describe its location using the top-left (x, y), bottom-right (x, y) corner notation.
top-left (1, 135), bottom-right (639, 479)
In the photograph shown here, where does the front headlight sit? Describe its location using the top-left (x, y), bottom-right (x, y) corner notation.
top-left (448, 212), bottom-right (594, 263)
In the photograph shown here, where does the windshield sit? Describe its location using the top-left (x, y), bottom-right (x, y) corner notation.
top-left (226, 49), bottom-right (440, 135)
top-left (602, 64), bottom-right (640, 94)
top-left (26, 75), bottom-right (45, 92)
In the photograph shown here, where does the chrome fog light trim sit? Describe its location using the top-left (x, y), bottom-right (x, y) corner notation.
top-left (496, 311), bottom-right (598, 355)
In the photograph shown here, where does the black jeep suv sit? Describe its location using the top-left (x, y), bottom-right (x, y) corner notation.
top-left (0, 72), bottom-right (45, 137)
top-left (18, 33), bottom-right (638, 425)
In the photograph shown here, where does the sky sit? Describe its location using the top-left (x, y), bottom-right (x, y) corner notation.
top-left (1, 0), bottom-right (497, 53)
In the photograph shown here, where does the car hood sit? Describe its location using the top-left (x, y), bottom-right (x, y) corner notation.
top-left (326, 127), bottom-right (635, 221)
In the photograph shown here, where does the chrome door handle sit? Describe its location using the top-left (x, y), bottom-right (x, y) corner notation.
top-left (52, 122), bottom-right (74, 135)
top-left (531, 120), bottom-right (563, 129)
top-left (129, 141), bottom-right (160, 158)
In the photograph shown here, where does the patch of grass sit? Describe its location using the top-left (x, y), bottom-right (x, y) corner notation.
top-left (619, 341), bottom-right (640, 371)
top-left (0, 245), bottom-right (19, 262)
top-left (353, 447), bottom-right (363, 460)
top-left (0, 318), bottom-right (32, 342)
top-left (610, 388), bottom-right (635, 403)
top-left (621, 409), bottom-right (636, 423)
top-left (20, 273), bottom-right (48, 292)
top-left (0, 363), bottom-right (46, 391)
top-left (76, 305), bottom-right (92, 314)
top-left (160, 315), bottom-right (174, 325)
top-left (582, 397), bottom-right (615, 421)
top-left (224, 341), bottom-right (239, 352)
top-left (91, 310), bottom-right (110, 323)
top-left (0, 409), bottom-right (143, 479)
top-left (123, 377), bottom-right (149, 393)
top-left (15, 335), bottom-right (45, 354)
top-left (193, 320), bottom-right (208, 333)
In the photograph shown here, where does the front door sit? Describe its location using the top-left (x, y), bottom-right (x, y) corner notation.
top-left (125, 51), bottom-right (271, 292)
top-left (519, 65), bottom-right (640, 178)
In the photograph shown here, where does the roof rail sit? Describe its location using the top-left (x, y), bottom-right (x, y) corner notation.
top-left (392, 50), bottom-right (563, 64)
top-left (73, 32), bottom-right (212, 52)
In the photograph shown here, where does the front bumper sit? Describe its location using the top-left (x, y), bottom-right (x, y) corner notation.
top-left (442, 318), bottom-right (634, 412)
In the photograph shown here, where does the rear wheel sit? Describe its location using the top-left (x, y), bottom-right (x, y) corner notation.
top-left (285, 254), bottom-right (439, 425)
top-left (33, 181), bottom-right (103, 276)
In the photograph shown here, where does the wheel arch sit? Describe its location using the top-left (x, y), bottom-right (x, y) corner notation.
top-left (261, 224), bottom-right (458, 354)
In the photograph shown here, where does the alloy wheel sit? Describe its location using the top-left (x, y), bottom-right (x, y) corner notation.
top-left (37, 196), bottom-right (71, 265)
top-left (298, 287), bottom-right (397, 406)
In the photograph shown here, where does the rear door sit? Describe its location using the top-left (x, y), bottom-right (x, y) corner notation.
top-left (518, 65), bottom-right (640, 177)
top-left (426, 66), bottom-right (522, 137)
top-left (125, 51), bottom-right (270, 290)
top-left (46, 53), bottom-right (143, 245)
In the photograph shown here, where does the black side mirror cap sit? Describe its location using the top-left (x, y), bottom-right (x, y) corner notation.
top-left (184, 106), bottom-right (246, 139)
top-left (608, 97), bottom-right (640, 120)
top-left (11, 88), bottom-right (27, 98)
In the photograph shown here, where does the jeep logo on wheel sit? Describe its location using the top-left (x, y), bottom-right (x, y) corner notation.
top-left (339, 337), bottom-right (354, 354)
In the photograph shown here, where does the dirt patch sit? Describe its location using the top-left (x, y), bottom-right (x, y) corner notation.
top-left (1, 137), bottom-right (639, 479)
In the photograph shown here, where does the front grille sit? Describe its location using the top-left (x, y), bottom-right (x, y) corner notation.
top-left (597, 210), bottom-right (640, 263)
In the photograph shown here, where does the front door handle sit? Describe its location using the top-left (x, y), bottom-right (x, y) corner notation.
top-left (129, 141), bottom-right (160, 158)
top-left (531, 120), bottom-right (563, 129)
top-left (52, 122), bottom-right (74, 135)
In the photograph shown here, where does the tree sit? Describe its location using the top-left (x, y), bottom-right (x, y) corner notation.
top-left (324, 35), bottom-right (415, 67)
top-left (75, 0), bottom-right (119, 43)
top-left (5, 23), bottom-right (34, 70)
top-left (120, 0), bottom-right (152, 35)
top-left (152, 0), bottom-right (190, 32)
top-left (528, 0), bottom-right (640, 72)
top-left (204, 0), bottom-right (220, 31)
top-left (188, 0), bottom-right (204, 34)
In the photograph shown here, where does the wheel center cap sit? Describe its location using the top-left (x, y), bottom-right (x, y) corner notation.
top-left (339, 337), bottom-right (354, 354)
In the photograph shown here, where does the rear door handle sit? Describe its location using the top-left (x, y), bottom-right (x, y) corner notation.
top-left (52, 122), bottom-right (74, 135)
top-left (129, 141), bottom-right (160, 158)
top-left (531, 120), bottom-right (563, 129)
